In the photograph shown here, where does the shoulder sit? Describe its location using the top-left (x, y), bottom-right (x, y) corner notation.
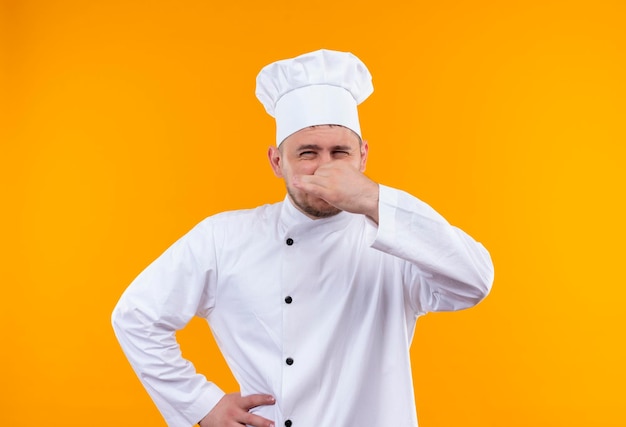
top-left (193, 201), bottom-right (283, 235)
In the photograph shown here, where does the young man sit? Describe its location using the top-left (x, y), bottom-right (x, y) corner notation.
top-left (112, 49), bottom-right (494, 427)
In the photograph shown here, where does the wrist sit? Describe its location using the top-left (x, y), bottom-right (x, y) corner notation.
top-left (365, 184), bottom-right (380, 224)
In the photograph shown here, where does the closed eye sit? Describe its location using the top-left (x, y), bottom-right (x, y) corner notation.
top-left (299, 151), bottom-right (317, 158)
top-left (333, 151), bottom-right (350, 157)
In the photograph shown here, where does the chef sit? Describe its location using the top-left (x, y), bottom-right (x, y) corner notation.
top-left (112, 49), bottom-right (494, 427)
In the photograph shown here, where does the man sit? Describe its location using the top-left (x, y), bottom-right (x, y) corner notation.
top-left (112, 49), bottom-right (494, 427)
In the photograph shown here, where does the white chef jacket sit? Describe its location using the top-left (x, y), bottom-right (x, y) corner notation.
top-left (112, 185), bottom-right (494, 427)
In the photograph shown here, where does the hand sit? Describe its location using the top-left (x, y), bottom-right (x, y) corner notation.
top-left (198, 392), bottom-right (276, 427)
top-left (293, 163), bottom-right (380, 223)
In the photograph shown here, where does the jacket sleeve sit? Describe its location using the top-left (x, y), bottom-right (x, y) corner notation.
top-left (370, 185), bottom-right (494, 315)
top-left (111, 219), bottom-right (224, 427)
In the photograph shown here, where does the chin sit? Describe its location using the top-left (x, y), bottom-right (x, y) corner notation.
top-left (309, 207), bottom-right (341, 219)
top-left (290, 192), bottom-right (341, 219)
top-left (304, 199), bottom-right (341, 218)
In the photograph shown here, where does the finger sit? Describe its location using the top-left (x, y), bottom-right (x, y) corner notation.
top-left (240, 411), bottom-right (276, 427)
top-left (294, 175), bottom-right (329, 192)
top-left (239, 393), bottom-right (276, 410)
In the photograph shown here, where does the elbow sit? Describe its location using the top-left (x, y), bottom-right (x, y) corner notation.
top-left (464, 238), bottom-right (495, 304)
top-left (450, 251), bottom-right (495, 310)
top-left (470, 273), bottom-right (493, 307)
top-left (424, 268), bottom-right (493, 312)
top-left (454, 276), bottom-right (492, 310)
top-left (110, 295), bottom-right (142, 342)
top-left (421, 243), bottom-right (495, 313)
top-left (466, 251), bottom-right (495, 307)
top-left (111, 299), bottom-right (126, 340)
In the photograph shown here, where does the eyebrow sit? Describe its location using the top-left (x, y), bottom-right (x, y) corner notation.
top-left (296, 144), bottom-right (353, 151)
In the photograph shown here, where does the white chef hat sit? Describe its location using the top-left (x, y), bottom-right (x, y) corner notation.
top-left (255, 49), bottom-right (374, 146)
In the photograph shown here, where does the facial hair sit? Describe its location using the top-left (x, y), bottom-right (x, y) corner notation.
top-left (287, 187), bottom-right (341, 219)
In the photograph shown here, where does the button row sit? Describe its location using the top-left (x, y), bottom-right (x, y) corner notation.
top-left (283, 238), bottom-right (295, 427)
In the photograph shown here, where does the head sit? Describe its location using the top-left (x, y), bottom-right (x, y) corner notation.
top-left (257, 50), bottom-right (373, 218)
top-left (268, 125), bottom-right (369, 219)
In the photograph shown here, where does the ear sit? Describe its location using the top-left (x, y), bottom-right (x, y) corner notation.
top-left (359, 140), bottom-right (369, 173)
top-left (268, 146), bottom-right (284, 178)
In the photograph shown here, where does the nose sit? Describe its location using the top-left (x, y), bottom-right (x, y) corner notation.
top-left (319, 151), bottom-right (333, 165)
top-left (309, 151), bottom-right (333, 175)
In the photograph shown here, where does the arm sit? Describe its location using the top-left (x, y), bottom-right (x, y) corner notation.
top-left (294, 163), bottom-right (494, 314)
top-left (371, 185), bottom-right (494, 314)
top-left (112, 220), bottom-right (277, 427)
top-left (111, 220), bottom-right (223, 426)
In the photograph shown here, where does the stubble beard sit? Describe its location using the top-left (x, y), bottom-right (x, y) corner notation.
top-left (287, 188), bottom-right (341, 219)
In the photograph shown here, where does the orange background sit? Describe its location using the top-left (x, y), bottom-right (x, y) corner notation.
top-left (2, 0), bottom-right (625, 426)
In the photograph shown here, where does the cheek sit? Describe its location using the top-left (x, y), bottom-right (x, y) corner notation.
top-left (291, 161), bottom-right (318, 175)
top-left (302, 164), bottom-right (319, 175)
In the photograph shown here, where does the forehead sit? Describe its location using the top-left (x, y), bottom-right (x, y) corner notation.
top-left (281, 125), bottom-right (361, 149)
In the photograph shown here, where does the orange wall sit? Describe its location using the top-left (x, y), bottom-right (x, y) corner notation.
top-left (2, 1), bottom-right (625, 426)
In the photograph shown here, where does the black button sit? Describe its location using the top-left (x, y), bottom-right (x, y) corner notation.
top-left (285, 420), bottom-right (292, 427)
top-left (284, 296), bottom-right (293, 304)
top-left (286, 238), bottom-right (294, 246)
top-left (286, 357), bottom-right (294, 365)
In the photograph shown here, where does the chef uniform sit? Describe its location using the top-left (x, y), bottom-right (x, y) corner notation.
top-left (112, 49), bottom-right (494, 427)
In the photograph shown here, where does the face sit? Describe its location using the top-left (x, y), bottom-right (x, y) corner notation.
top-left (268, 125), bottom-right (368, 219)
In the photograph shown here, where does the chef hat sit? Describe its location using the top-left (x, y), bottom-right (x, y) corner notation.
top-left (255, 49), bottom-right (374, 146)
